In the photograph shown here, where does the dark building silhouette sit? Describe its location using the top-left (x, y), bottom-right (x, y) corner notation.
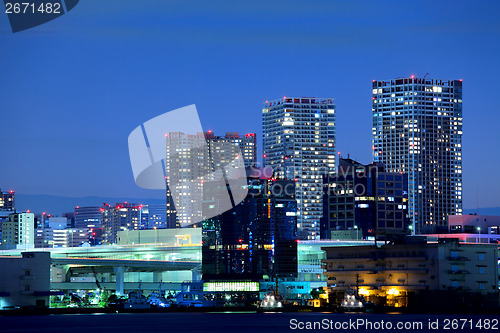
top-left (202, 168), bottom-right (297, 279)
top-left (321, 158), bottom-right (410, 241)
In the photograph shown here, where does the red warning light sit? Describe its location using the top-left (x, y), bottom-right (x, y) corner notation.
top-left (238, 239), bottom-right (243, 243)
top-left (411, 75), bottom-right (415, 79)
top-left (9, 190), bottom-right (13, 194)
top-left (263, 154), bottom-right (267, 158)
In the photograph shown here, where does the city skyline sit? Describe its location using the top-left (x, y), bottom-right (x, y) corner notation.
top-left (1, 1), bottom-right (500, 212)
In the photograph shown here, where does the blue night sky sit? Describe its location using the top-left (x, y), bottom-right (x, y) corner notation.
top-left (1, 0), bottom-right (499, 212)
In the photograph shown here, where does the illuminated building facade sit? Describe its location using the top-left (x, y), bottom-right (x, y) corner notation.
top-left (0, 189), bottom-right (15, 243)
top-left (372, 77), bottom-right (463, 234)
top-left (0, 188), bottom-right (15, 212)
top-left (74, 206), bottom-right (102, 229)
top-left (166, 131), bottom-right (257, 228)
top-left (322, 238), bottom-right (499, 309)
top-left (101, 203), bottom-right (142, 244)
top-left (204, 131), bottom-right (257, 168)
top-left (263, 97), bottom-right (336, 240)
top-left (165, 132), bottom-right (208, 228)
top-left (202, 168), bottom-right (297, 278)
top-left (321, 158), bottom-right (410, 240)
top-left (144, 204), bottom-right (167, 229)
top-left (1, 212), bottom-right (35, 249)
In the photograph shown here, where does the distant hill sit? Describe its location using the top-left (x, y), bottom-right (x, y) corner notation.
top-left (15, 194), bottom-right (165, 216)
top-left (13, 194), bottom-right (500, 217)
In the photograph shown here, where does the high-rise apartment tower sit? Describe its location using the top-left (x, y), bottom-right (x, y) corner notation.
top-left (372, 77), bottom-right (463, 233)
top-left (263, 97), bottom-right (336, 240)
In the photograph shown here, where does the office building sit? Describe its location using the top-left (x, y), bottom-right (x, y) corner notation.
top-left (62, 212), bottom-right (75, 228)
top-left (320, 158), bottom-right (410, 240)
top-left (0, 188), bottom-right (15, 212)
top-left (35, 228), bottom-right (54, 248)
top-left (202, 167), bottom-right (298, 278)
top-left (0, 189), bottom-right (15, 244)
top-left (74, 206), bottom-right (102, 229)
top-left (263, 97), bottom-right (336, 240)
top-left (1, 212), bottom-right (35, 249)
top-left (101, 203), bottom-right (142, 244)
top-left (165, 131), bottom-right (257, 228)
top-left (145, 204), bottom-right (167, 229)
top-left (52, 228), bottom-right (91, 247)
top-left (372, 77), bottom-right (463, 233)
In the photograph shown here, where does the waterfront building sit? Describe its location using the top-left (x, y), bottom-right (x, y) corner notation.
top-left (0, 252), bottom-right (51, 309)
top-left (322, 238), bottom-right (498, 309)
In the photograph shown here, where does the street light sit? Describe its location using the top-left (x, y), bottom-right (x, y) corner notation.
top-left (408, 225), bottom-right (413, 236)
top-left (477, 227), bottom-right (481, 244)
top-left (354, 225), bottom-right (359, 241)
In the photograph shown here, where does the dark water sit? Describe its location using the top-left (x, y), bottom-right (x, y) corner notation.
top-left (0, 312), bottom-right (498, 332)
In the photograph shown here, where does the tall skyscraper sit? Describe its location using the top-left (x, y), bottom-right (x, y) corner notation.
top-left (263, 97), bottom-right (336, 240)
top-left (165, 131), bottom-right (257, 228)
top-left (372, 77), bottom-right (463, 233)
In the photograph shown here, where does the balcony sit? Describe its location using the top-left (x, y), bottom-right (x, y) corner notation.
top-left (446, 256), bottom-right (469, 262)
top-left (447, 270), bottom-right (469, 275)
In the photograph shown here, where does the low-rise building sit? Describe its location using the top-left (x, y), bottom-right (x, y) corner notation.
top-left (0, 252), bottom-right (51, 309)
top-left (322, 238), bottom-right (499, 309)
